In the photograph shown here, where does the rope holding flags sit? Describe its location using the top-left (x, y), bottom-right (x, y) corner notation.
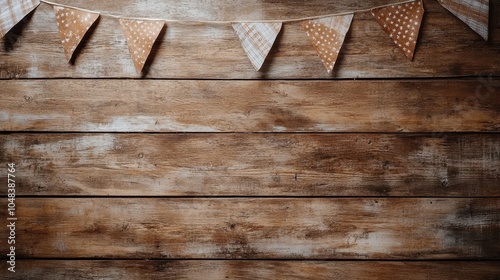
top-left (0, 0), bottom-right (491, 73)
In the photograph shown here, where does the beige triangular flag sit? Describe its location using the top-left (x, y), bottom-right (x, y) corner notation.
top-left (53, 6), bottom-right (100, 62)
top-left (438, 0), bottom-right (488, 40)
top-left (0, 0), bottom-right (40, 37)
top-left (232, 22), bottom-right (282, 71)
top-left (302, 14), bottom-right (353, 73)
top-left (119, 19), bottom-right (165, 73)
top-left (372, 0), bottom-right (424, 60)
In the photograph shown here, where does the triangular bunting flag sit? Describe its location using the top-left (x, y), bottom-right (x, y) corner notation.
top-left (438, 0), bottom-right (488, 40)
top-left (302, 14), bottom-right (353, 73)
top-left (232, 22), bottom-right (282, 71)
top-left (119, 19), bottom-right (165, 73)
top-left (0, 0), bottom-right (40, 37)
top-left (371, 0), bottom-right (424, 60)
top-left (54, 6), bottom-right (100, 62)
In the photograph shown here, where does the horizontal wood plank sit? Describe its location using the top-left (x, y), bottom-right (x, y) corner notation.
top-left (1, 79), bottom-right (499, 132)
top-left (1, 133), bottom-right (499, 196)
top-left (8, 260), bottom-right (500, 279)
top-left (0, 0), bottom-right (498, 78)
top-left (2, 198), bottom-right (498, 259)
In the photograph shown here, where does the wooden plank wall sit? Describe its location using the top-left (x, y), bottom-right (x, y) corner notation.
top-left (1, 0), bottom-right (499, 278)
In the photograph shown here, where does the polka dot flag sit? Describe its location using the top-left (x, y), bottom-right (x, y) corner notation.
top-left (371, 0), bottom-right (424, 60)
top-left (302, 14), bottom-right (354, 73)
top-left (54, 6), bottom-right (100, 62)
top-left (119, 19), bottom-right (165, 73)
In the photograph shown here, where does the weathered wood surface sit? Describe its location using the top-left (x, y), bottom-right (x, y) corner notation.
top-left (1, 0), bottom-right (499, 277)
top-left (2, 198), bottom-right (497, 259)
top-left (1, 133), bottom-right (499, 196)
top-left (1, 79), bottom-right (499, 132)
top-left (8, 260), bottom-right (500, 280)
top-left (0, 0), bottom-right (498, 79)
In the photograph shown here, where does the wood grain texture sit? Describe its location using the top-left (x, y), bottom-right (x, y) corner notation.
top-left (2, 198), bottom-right (498, 259)
top-left (1, 79), bottom-right (499, 132)
top-left (0, 0), bottom-right (498, 78)
top-left (1, 0), bottom-right (499, 275)
top-left (1, 133), bottom-right (499, 196)
top-left (8, 260), bottom-right (500, 280)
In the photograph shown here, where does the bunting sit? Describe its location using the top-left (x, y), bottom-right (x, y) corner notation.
top-left (0, 0), bottom-right (40, 37)
top-left (372, 0), bottom-right (425, 60)
top-left (232, 22), bottom-right (282, 71)
top-left (438, 0), bottom-right (489, 40)
top-left (119, 19), bottom-right (165, 73)
top-left (0, 0), bottom-right (493, 74)
top-left (54, 6), bottom-right (99, 62)
top-left (302, 14), bottom-right (354, 73)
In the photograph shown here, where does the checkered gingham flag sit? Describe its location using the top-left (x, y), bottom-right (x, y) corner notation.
top-left (0, 0), bottom-right (40, 37)
top-left (232, 22), bottom-right (282, 71)
top-left (438, 0), bottom-right (489, 40)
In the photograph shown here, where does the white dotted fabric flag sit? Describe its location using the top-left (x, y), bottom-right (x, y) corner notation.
top-left (372, 0), bottom-right (424, 60)
top-left (54, 6), bottom-right (100, 62)
top-left (302, 14), bottom-right (353, 73)
top-left (232, 22), bottom-right (282, 71)
top-left (119, 19), bottom-right (165, 73)
top-left (438, 0), bottom-right (489, 40)
top-left (0, 0), bottom-right (40, 37)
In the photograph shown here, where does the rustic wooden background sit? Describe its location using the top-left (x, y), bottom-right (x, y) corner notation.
top-left (1, 0), bottom-right (499, 278)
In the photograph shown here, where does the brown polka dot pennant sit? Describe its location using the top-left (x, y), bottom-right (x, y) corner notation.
top-left (302, 14), bottom-right (353, 73)
top-left (53, 6), bottom-right (100, 62)
top-left (119, 19), bottom-right (165, 73)
top-left (371, 0), bottom-right (424, 60)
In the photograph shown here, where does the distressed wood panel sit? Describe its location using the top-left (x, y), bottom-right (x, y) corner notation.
top-left (0, 0), bottom-right (498, 78)
top-left (2, 198), bottom-right (498, 259)
top-left (1, 133), bottom-right (500, 196)
top-left (1, 0), bottom-right (498, 275)
top-left (8, 260), bottom-right (500, 279)
top-left (1, 79), bottom-right (499, 132)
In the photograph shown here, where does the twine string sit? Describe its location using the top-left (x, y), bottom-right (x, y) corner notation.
top-left (40, 0), bottom-right (417, 24)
